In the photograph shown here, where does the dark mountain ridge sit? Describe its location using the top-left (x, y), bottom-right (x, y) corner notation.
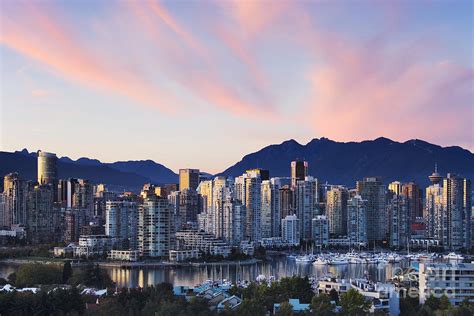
top-left (1, 137), bottom-right (472, 190)
top-left (219, 137), bottom-right (474, 187)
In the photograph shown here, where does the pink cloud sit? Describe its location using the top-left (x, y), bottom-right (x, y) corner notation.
top-left (0, 3), bottom-right (182, 114)
top-left (125, 1), bottom-right (276, 118)
top-left (31, 89), bottom-right (52, 98)
top-left (303, 30), bottom-right (473, 149)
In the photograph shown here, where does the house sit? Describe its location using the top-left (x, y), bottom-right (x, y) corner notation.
top-left (217, 295), bottom-right (242, 312)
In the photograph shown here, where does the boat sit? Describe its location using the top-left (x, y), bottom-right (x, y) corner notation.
top-left (295, 255), bottom-right (314, 264)
top-left (329, 257), bottom-right (348, 265)
top-left (443, 252), bottom-right (464, 261)
top-left (313, 257), bottom-right (328, 265)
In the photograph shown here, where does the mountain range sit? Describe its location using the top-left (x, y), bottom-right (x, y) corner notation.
top-left (219, 137), bottom-right (474, 187)
top-left (1, 137), bottom-right (473, 191)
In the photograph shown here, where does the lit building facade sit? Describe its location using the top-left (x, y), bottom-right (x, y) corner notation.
top-left (326, 186), bottom-right (348, 237)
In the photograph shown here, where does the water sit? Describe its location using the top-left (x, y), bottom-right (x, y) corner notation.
top-left (105, 257), bottom-right (406, 288)
top-left (0, 256), bottom-right (407, 288)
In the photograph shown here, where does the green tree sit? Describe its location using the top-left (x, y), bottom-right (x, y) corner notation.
top-left (399, 296), bottom-right (419, 315)
top-left (339, 289), bottom-right (371, 316)
top-left (69, 263), bottom-right (114, 288)
top-left (311, 294), bottom-right (335, 316)
top-left (186, 296), bottom-right (213, 316)
top-left (424, 295), bottom-right (441, 311)
top-left (15, 263), bottom-right (62, 287)
top-left (62, 261), bottom-right (73, 283)
top-left (328, 289), bottom-right (339, 303)
top-left (236, 299), bottom-right (266, 316)
top-left (276, 301), bottom-right (293, 316)
top-left (438, 295), bottom-right (451, 310)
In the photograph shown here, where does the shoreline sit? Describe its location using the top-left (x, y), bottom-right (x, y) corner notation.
top-left (0, 257), bottom-right (262, 268)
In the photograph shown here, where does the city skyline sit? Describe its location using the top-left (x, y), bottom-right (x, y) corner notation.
top-left (1, 0), bottom-right (473, 173)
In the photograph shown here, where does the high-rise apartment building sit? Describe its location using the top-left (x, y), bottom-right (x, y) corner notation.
top-left (312, 215), bottom-right (329, 248)
top-left (279, 185), bottom-right (293, 222)
top-left (326, 186), bottom-right (349, 237)
top-left (178, 188), bottom-right (201, 224)
top-left (294, 176), bottom-right (319, 240)
top-left (425, 182), bottom-right (443, 241)
top-left (388, 181), bottom-right (402, 196)
top-left (138, 196), bottom-right (173, 257)
top-left (73, 179), bottom-right (94, 219)
top-left (347, 195), bottom-right (368, 247)
top-left (261, 178), bottom-right (281, 238)
top-left (401, 182), bottom-right (423, 224)
top-left (442, 173), bottom-right (471, 250)
top-left (291, 160), bottom-right (308, 188)
top-left (222, 196), bottom-right (246, 245)
top-left (3, 173), bottom-right (27, 227)
top-left (106, 201), bottom-right (138, 249)
top-left (356, 177), bottom-right (387, 242)
top-left (388, 195), bottom-right (410, 248)
top-left (179, 169), bottom-right (200, 191)
top-left (282, 214), bottom-right (300, 246)
top-left (27, 184), bottom-right (56, 244)
top-left (243, 169), bottom-right (263, 241)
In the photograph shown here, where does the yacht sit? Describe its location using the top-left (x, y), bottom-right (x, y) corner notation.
top-left (329, 257), bottom-right (348, 265)
top-left (443, 253), bottom-right (464, 261)
top-left (346, 253), bottom-right (363, 264)
top-left (295, 255), bottom-right (314, 264)
top-left (313, 257), bottom-right (328, 265)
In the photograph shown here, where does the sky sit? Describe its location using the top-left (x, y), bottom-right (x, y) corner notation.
top-left (0, 0), bottom-right (472, 173)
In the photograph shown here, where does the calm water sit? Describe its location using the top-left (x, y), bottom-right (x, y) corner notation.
top-left (0, 257), bottom-right (407, 288)
top-left (105, 257), bottom-right (406, 288)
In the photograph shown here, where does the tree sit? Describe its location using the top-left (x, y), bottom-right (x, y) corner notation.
top-left (424, 295), bottom-right (441, 311)
top-left (62, 261), bottom-right (73, 283)
top-left (311, 294), bottom-right (335, 316)
top-left (399, 296), bottom-right (419, 315)
top-left (186, 297), bottom-right (213, 316)
top-left (438, 295), bottom-right (451, 310)
top-left (7, 272), bottom-right (16, 285)
top-left (328, 289), bottom-right (339, 303)
top-left (15, 264), bottom-right (62, 287)
top-left (236, 299), bottom-right (266, 316)
top-left (69, 263), bottom-right (114, 288)
top-left (276, 301), bottom-right (293, 316)
top-left (339, 289), bottom-right (371, 316)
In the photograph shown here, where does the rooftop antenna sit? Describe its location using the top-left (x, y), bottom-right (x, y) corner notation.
top-left (434, 163), bottom-right (438, 173)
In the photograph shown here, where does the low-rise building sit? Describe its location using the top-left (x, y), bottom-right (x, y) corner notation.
top-left (419, 262), bottom-right (474, 306)
top-left (317, 277), bottom-right (399, 315)
top-left (169, 249), bottom-right (200, 262)
top-left (108, 250), bottom-right (139, 261)
top-left (259, 237), bottom-right (293, 248)
top-left (175, 230), bottom-right (231, 257)
top-left (217, 295), bottom-right (242, 312)
top-left (53, 245), bottom-right (74, 257)
top-left (74, 235), bottom-right (111, 257)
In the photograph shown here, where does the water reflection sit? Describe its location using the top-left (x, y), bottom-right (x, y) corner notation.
top-left (105, 257), bottom-right (406, 288)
